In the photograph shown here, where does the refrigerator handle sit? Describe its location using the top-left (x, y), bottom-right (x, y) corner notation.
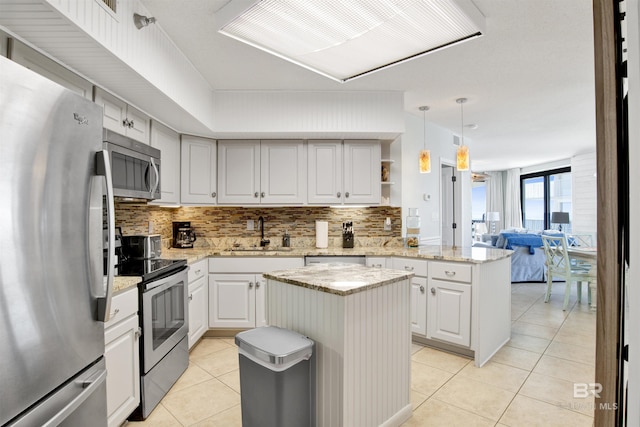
top-left (150, 157), bottom-right (159, 197)
top-left (96, 149), bottom-right (115, 322)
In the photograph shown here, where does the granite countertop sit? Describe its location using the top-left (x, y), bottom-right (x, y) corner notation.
top-left (113, 276), bottom-right (141, 293)
top-left (160, 245), bottom-right (512, 264)
top-left (263, 263), bottom-right (415, 296)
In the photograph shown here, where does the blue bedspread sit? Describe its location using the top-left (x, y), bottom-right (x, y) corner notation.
top-left (501, 233), bottom-right (543, 254)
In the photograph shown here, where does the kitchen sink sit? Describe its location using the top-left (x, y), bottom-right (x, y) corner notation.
top-left (229, 246), bottom-right (293, 252)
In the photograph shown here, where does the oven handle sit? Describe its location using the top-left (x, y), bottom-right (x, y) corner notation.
top-left (95, 149), bottom-right (115, 322)
top-left (144, 266), bottom-right (189, 293)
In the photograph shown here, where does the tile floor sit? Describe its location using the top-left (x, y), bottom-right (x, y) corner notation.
top-left (127, 281), bottom-right (596, 427)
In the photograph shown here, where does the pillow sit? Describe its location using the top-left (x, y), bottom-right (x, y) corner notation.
top-left (495, 233), bottom-right (507, 248)
top-left (491, 235), bottom-right (499, 246)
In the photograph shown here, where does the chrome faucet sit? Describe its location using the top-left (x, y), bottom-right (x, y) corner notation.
top-left (258, 216), bottom-right (270, 247)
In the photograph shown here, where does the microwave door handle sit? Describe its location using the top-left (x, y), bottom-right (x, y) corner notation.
top-left (150, 157), bottom-right (159, 197)
top-left (95, 149), bottom-right (115, 322)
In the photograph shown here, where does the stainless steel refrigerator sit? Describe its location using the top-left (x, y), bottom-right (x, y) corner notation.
top-left (0, 56), bottom-right (114, 426)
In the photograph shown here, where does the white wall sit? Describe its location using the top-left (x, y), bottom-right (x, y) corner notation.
top-left (401, 112), bottom-right (471, 245)
top-left (571, 151), bottom-right (597, 235)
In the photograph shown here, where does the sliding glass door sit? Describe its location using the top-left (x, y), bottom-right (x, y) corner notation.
top-left (521, 167), bottom-right (572, 232)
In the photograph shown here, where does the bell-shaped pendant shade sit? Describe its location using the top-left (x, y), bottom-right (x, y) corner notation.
top-left (457, 145), bottom-right (469, 171)
top-left (419, 149), bottom-right (431, 173)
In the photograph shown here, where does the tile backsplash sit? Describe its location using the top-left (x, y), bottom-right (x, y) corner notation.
top-left (115, 204), bottom-right (402, 248)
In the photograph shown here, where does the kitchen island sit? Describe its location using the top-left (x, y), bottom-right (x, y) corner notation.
top-left (263, 263), bottom-right (414, 427)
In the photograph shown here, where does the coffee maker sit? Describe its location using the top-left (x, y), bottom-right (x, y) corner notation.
top-left (173, 221), bottom-right (197, 248)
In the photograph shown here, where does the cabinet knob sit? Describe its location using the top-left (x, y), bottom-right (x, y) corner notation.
top-left (135, 327), bottom-right (142, 339)
top-left (345, 192), bottom-right (350, 198)
top-left (249, 282), bottom-right (254, 289)
top-left (254, 192), bottom-right (259, 198)
top-left (256, 281), bottom-right (261, 289)
top-left (109, 308), bottom-right (120, 319)
top-left (128, 119), bottom-right (134, 128)
top-left (188, 293), bottom-right (193, 301)
top-left (122, 119), bottom-right (129, 128)
top-left (261, 192), bottom-right (265, 198)
top-left (195, 269), bottom-right (201, 275)
top-left (420, 285), bottom-right (425, 293)
top-left (337, 192), bottom-right (341, 198)
top-left (430, 287), bottom-right (436, 295)
top-left (211, 192), bottom-right (217, 198)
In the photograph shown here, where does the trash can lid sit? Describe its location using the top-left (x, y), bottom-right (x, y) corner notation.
top-left (235, 326), bottom-right (314, 368)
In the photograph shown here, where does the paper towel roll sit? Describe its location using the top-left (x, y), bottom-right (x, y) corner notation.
top-left (316, 221), bottom-right (328, 248)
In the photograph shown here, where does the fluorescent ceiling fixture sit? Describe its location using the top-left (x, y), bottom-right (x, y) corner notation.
top-left (219, 0), bottom-right (485, 82)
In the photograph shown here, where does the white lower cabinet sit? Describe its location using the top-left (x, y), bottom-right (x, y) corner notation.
top-left (208, 274), bottom-right (265, 328)
top-left (365, 256), bottom-right (389, 268)
top-left (392, 257), bottom-right (428, 336)
top-left (427, 261), bottom-right (472, 347)
top-left (208, 257), bottom-right (303, 329)
top-left (104, 287), bottom-right (140, 427)
top-left (410, 276), bottom-right (428, 336)
top-left (188, 259), bottom-right (209, 349)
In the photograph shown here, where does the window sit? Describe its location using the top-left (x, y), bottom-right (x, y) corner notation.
top-left (471, 180), bottom-right (487, 239)
top-left (521, 167), bottom-right (572, 232)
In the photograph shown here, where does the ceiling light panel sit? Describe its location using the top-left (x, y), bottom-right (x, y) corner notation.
top-left (219, 0), bottom-right (485, 82)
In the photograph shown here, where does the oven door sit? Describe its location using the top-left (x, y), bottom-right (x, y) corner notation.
top-left (141, 268), bottom-right (188, 373)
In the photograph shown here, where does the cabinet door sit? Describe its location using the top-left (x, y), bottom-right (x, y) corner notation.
top-left (427, 279), bottom-right (471, 347)
top-left (307, 140), bottom-right (343, 204)
top-left (343, 140), bottom-right (381, 205)
top-left (209, 274), bottom-right (255, 328)
top-left (217, 140), bottom-right (261, 204)
top-left (150, 121), bottom-right (180, 204)
top-left (125, 104), bottom-right (150, 144)
top-left (94, 87), bottom-right (128, 136)
top-left (255, 275), bottom-right (267, 328)
top-left (105, 315), bottom-right (140, 427)
top-left (410, 277), bottom-right (428, 336)
top-left (188, 275), bottom-right (208, 349)
top-left (181, 136), bottom-right (217, 204)
top-left (260, 140), bottom-right (306, 204)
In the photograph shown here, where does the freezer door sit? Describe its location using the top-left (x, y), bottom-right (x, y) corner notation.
top-left (0, 57), bottom-right (107, 425)
top-left (8, 358), bottom-right (107, 427)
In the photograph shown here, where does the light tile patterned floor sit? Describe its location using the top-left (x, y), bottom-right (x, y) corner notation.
top-left (127, 281), bottom-right (596, 426)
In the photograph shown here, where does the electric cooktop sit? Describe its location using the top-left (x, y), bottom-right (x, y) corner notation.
top-left (118, 258), bottom-right (187, 282)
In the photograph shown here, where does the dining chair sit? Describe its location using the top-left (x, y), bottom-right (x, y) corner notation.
top-left (567, 233), bottom-right (595, 269)
top-left (542, 234), bottom-right (596, 311)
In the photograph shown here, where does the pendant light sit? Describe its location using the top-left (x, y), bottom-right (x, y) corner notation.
top-left (419, 106), bottom-right (431, 173)
top-left (456, 97), bottom-right (470, 171)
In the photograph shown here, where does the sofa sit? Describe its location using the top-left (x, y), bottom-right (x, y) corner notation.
top-left (474, 229), bottom-right (548, 282)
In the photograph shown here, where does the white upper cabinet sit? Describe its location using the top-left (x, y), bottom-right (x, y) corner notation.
top-left (94, 87), bottom-right (150, 144)
top-left (343, 140), bottom-right (381, 204)
top-left (217, 140), bottom-right (305, 205)
top-left (307, 140), bottom-right (343, 205)
top-left (181, 136), bottom-right (217, 205)
top-left (149, 121), bottom-right (180, 205)
top-left (308, 140), bottom-right (381, 205)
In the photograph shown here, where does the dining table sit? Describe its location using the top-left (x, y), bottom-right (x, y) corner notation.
top-left (567, 246), bottom-right (597, 309)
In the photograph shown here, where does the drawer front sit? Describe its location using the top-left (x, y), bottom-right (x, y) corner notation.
top-left (105, 287), bottom-right (138, 329)
top-left (391, 257), bottom-right (428, 277)
top-left (188, 259), bottom-right (208, 283)
top-left (430, 262), bottom-right (472, 283)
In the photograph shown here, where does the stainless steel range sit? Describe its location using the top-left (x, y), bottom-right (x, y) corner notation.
top-left (118, 236), bottom-right (189, 420)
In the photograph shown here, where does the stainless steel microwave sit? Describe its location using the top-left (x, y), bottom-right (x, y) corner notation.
top-left (103, 129), bottom-right (161, 200)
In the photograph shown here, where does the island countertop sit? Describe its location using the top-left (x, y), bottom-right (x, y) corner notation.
top-left (162, 245), bottom-right (512, 265)
top-left (263, 262), bottom-right (415, 296)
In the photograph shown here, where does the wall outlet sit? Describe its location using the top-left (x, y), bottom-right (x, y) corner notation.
top-left (384, 217), bottom-right (392, 231)
top-left (247, 219), bottom-right (254, 231)
top-left (148, 221), bottom-right (153, 233)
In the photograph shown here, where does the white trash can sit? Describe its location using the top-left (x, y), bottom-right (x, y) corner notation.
top-left (235, 326), bottom-right (315, 427)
